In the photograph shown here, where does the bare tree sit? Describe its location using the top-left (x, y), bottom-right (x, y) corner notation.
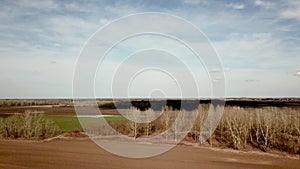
top-left (126, 108), bottom-right (141, 139)
top-left (160, 107), bottom-right (176, 141)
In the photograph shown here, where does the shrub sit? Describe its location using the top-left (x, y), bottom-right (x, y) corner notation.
top-left (0, 111), bottom-right (61, 139)
top-left (209, 106), bottom-right (300, 154)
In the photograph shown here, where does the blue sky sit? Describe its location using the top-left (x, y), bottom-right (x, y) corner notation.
top-left (0, 0), bottom-right (300, 98)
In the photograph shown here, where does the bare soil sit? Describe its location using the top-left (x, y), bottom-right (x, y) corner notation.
top-left (0, 139), bottom-right (299, 169)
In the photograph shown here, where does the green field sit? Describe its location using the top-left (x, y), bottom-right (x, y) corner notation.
top-left (46, 115), bottom-right (125, 132)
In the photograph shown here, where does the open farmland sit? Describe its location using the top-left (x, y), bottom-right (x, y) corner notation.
top-left (0, 139), bottom-right (299, 169)
top-left (0, 98), bottom-right (299, 169)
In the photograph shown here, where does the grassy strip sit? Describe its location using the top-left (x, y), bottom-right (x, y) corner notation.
top-left (45, 115), bottom-right (125, 132)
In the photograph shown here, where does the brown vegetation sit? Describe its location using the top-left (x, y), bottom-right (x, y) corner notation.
top-left (0, 101), bottom-right (299, 155)
top-left (0, 99), bottom-right (73, 107)
top-left (214, 106), bottom-right (300, 154)
top-left (0, 110), bottom-right (61, 139)
top-left (93, 105), bottom-right (299, 155)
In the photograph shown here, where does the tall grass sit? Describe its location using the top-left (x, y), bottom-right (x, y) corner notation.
top-left (0, 110), bottom-right (61, 139)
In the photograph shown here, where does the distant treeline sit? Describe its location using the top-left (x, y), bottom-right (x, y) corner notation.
top-left (116, 99), bottom-right (300, 111)
top-left (1, 98), bottom-right (299, 109)
top-left (0, 99), bottom-right (73, 107)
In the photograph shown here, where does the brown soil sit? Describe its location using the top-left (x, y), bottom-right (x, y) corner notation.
top-left (0, 139), bottom-right (299, 169)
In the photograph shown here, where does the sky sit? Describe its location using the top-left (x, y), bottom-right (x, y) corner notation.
top-left (0, 0), bottom-right (300, 98)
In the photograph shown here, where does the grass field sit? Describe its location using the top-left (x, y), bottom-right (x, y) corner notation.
top-left (45, 115), bottom-right (125, 132)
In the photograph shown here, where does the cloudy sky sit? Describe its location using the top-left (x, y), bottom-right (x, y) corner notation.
top-left (0, 0), bottom-right (300, 98)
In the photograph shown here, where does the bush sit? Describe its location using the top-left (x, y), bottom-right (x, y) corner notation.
top-left (207, 106), bottom-right (300, 154)
top-left (0, 111), bottom-right (61, 139)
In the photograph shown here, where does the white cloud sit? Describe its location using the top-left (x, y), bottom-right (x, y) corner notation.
top-left (64, 2), bottom-right (94, 13)
top-left (214, 31), bottom-right (300, 72)
top-left (99, 19), bottom-right (111, 26)
top-left (280, 1), bottom-right (300, 20)
top-left (216, 33), bottom-right (277, 59)
top-left (13, 0), bottom-right (58, 9)
top-left (281, 9), bottom-right (300, 20)
top-left (254, 0), bottom-right (275, 9)
top-left (104, 3), bottom-right (140, 15)
top-left (226, 3), bottom-right (245, 10)
top-left (183, 0), bottom-right (208, 5)
top-left (295, 70), bottom-right (300, 76)
top-left (0, 0), bottom-right (299, 98)
top-left (48, 16), bottom-right (97, 36)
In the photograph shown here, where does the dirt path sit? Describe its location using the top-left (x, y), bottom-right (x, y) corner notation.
top-left (0, 139), bottom-right (299, 169)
